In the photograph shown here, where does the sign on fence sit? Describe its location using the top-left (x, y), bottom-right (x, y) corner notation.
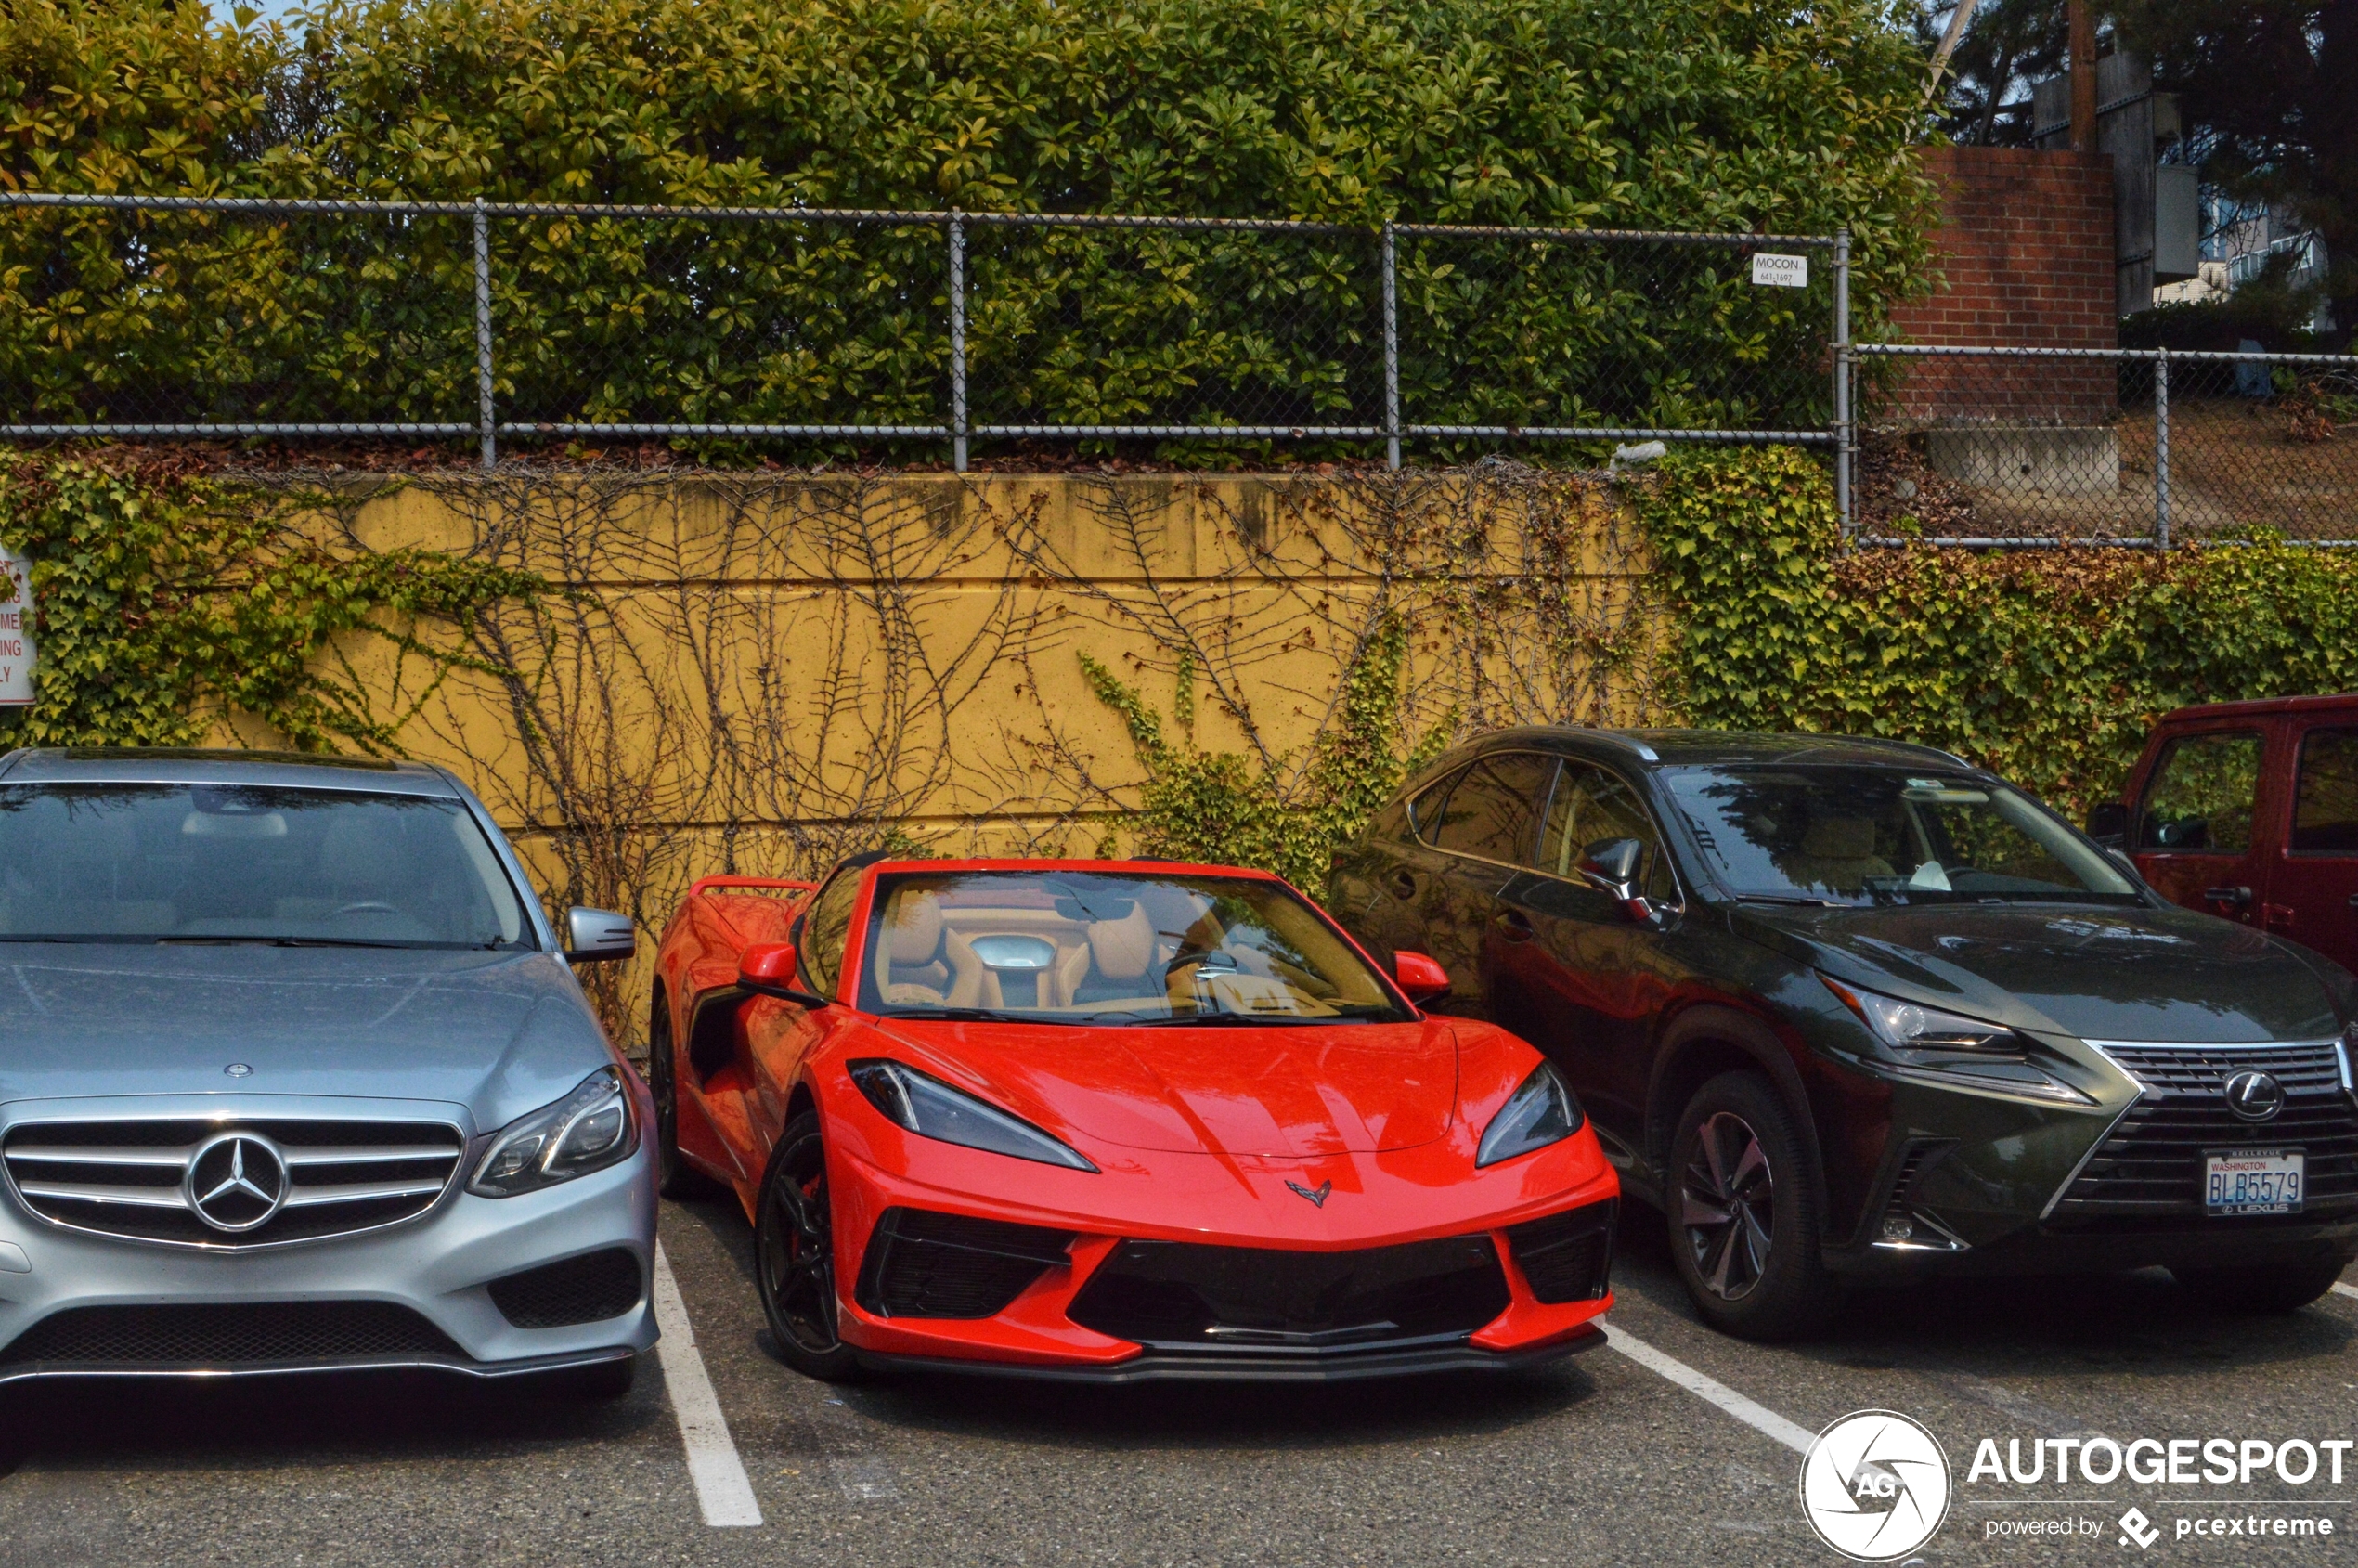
top-left (1750, 253), bottom-right (1809, 288)
top-left (0, 550), bottom-right (32, 706)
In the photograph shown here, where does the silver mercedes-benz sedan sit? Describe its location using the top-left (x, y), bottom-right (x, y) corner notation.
top-left (0, 748), bottom-right (656, 1397)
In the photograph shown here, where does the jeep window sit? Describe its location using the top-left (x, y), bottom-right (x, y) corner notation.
top-left (0, 784), bottom-right (534, 947)
top-left (2136, 732), bottom-right (2263, 853)
top-left (2292, 729), bottom-right (2358, 854)
top-left (1664, 766), bottom-right (2138, 906)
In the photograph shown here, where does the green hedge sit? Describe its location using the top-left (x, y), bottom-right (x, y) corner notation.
top-left (1633, 447), bottom-right (2358, 816)
top-left (0, 0), bottom-right (1935, 443)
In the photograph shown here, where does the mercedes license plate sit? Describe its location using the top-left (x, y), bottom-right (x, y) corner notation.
top-left (2205, 1150), bottom-right (2304, 1215)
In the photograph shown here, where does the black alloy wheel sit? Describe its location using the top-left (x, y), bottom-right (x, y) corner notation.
top-left (755, 1110), bottom-right (867, 1382)
top-left (648, 991), bottom-right (717, 1199)
top-left (1665, 1071), bottom-right (1841, 1341)
top-left (1681, 1111), bottom-right (1776, 1302)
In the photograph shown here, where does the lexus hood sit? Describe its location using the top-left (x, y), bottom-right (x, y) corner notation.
top-left (873, 1017), bottom-right (1460, 1158)
top-left (0, 944), bottom-right (615, 1130)
top-left (1731, 900), bottom-right (2344, 1043)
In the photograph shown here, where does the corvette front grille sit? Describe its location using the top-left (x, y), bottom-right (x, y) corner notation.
top-left (1068, 1234), bottom-right (1510, 1350)
top-left (2054, 1042), bottom-right (2358, 1219)
top-left (854, 1208), bottom-right (1075, 1320)
top-left (2, 1117), bottom-right (465, 1248)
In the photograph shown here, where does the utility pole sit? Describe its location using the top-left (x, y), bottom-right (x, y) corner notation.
top-left (2068, 0), bottom-right (2097, 152)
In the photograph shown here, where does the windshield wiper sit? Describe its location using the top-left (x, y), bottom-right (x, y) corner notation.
top-left (1111, 1011), bottom-right (1330, 1027)
top-left (1733, 894), bottom-right (1845, 908)
top-left (879, 1006), bottom-right (1035, 1023)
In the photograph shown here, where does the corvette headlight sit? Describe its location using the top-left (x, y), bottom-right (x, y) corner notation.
top-left (1476, 1061), bottom-right (1584, 1168)
top-left (1820, 975), bottom-right (2092, 1105)
top-left (470, 1068), bottom-right (638, 1197)
top-left (849, 1059), bottom-right (1097, 1173)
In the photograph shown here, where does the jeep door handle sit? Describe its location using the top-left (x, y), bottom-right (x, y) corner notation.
top-left (2201, 885), bottom-right (2252, 910)
top-left (1493, 908), bottom-right (1535, 942)
top-left (1388, 870), bottom-right (1419, 901)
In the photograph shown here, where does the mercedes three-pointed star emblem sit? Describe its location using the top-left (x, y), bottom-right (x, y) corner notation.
top-left (1286, 1179), bottom-right (1333, 1208)
top-left (184, 1133), bottom-right (290, 1233)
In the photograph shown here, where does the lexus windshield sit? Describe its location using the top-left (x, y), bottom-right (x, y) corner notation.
top-left (1662, 766), bottom-right (2140, 907)
top-left (858, 870), bottom-right (1413, 1023)
top-left (0, 784), bottom-right (536, 947)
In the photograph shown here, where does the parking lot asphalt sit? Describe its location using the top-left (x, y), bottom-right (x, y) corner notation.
top-left (2, 1198), bottom-right (2352, 1568)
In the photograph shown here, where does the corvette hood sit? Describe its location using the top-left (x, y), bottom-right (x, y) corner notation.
top-left (0, 943), bottom-right (615, 1130)
top-left (1731, 901), bottom-right (2341, 1043)
top-left (875, 1017), bottom-right (1460, 1158)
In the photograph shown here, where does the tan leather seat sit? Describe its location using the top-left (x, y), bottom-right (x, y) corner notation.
top-left (1783, 816), bottom-right (1895, 894)
top-left (873, 891), bottom-right (952, 1005)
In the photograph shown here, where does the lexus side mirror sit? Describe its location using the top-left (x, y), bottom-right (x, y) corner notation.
top-left (739, 941), bottom-right (830, 1007)
top-left (564, 907), bottom-right (637, 964)
top-left (2085, 801), bottom-right (2129, 847)
top-left (1390, 951), bottom-right (1452, 1005)
top-left (1577, 837), bottom-right (1661, 924)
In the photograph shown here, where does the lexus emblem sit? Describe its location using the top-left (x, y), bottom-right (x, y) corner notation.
top-left (2223, 1070), bottom-right (2286, 1123)
top-left (1286, 1180), bottom-right (1333, 1208)
top-left (184, 1133), bottom-right (289, 1233)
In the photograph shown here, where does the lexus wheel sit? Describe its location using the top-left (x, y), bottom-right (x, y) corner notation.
top-left (649, 990), bottom-right (719, 1199)
top-left (1666, 1071), bottom-right (1840, 1341)
top-left (755, 1109), bottom-right (867, 1383)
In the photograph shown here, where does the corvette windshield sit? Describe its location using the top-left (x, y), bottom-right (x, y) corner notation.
top-left (858, 870), bottom-right (1411, 1024)
top-left (1663, 766), bottom-right (2139, 907)
top-left (0, 784), bottom-right (535, 948)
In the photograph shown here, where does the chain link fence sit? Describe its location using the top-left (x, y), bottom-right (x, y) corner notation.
top-left (0, 192), bottom-right (1841, 472)
top-left (5, 190), bottom-right (2352, 545)
top-left (1852, 345), bottom-right (2358, 546)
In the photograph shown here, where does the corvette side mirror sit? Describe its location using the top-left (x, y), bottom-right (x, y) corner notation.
top-left (1391, 951), bottom-right (1451, 1005)
top-left (564, 907), bottom-right (637, 964)
top-left (739, 941), bottom-right (831, 1007)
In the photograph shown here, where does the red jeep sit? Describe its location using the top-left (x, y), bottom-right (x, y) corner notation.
top-left (2090, 694), bottom-right (2358, 973)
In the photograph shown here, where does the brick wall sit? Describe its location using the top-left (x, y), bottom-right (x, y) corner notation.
top-left (1881, 146), bottom-right (2117, 425)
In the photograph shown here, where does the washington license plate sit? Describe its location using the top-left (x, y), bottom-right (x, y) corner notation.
top-left (2205, 1150), bottom-right (2304, 1215)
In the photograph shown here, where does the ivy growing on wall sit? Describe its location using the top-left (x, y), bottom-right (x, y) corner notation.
top-left (1631, 446), bottom-right (2358, 817)
top-left (0, 453), bottom-right (535, 753)
top-left (1081, 616), bottom-right (1448, 889)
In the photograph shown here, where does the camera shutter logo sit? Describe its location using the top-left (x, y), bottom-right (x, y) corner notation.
top-left (1798, 1409), bottom-right (1951, 1561)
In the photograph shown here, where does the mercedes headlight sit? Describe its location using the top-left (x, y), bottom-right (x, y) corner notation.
top-left (470, 1068), bottom-right (639, 1197)
top-left (1476, 1061), bottom-right (1585, 1168)
top-left (1820, 974), bottom-right (2092, 1105)
top-left (849, 1059), bottom-right (1097, 1172)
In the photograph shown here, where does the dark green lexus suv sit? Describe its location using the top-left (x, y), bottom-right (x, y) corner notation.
top-left (1330, 729), bottom-right (2358, 1338)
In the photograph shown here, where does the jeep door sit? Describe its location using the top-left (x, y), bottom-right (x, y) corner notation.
top-left (2271, 722), bottom-right (2358, 971)
top-left (2132, 724), bottom-right (2280, 932)
top-left (1484, 759), bottom-right (1681, 1148)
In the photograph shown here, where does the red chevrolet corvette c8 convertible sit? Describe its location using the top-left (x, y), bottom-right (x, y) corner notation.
top-left (648, 857), bottom-right (1619, 1382)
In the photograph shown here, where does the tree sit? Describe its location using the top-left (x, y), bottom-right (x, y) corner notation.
top-left (2114, 1), bottom-right (2355, 341)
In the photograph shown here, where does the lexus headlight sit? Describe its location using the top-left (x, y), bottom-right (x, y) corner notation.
top-left (470, 1068), bottom-right (639, 1197)
top-left (1820, 975), bottom-right (2092, 1105)
top-left (1476, 1061), bottom-right (1585, 1168)
top-left (849, 1059), bottom-right (1097, 1173)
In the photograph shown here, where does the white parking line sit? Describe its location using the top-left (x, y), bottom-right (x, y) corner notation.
top-left (2333, 1282), bottom-right (2358, 1301)
top-left (652, 1242), bottom-right (764, 1527)
top-left (1602, 1322), bottom-right (1816, 1456)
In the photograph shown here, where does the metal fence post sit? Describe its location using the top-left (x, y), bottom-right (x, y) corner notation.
top-left (2154, 346), bottom-right (2171, 550)
top-left (1833, 228), bottom-right (1852, 540)
top-left (1381, 221), bottom-right (1400, 471)
top-left (948, 212), bottom-right (968, 473)
top-left (473, 198), bottom-right (495, 471)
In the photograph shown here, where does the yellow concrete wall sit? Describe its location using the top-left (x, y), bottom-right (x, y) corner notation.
top-left (293, 468), bottom-right (1666, 1043)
